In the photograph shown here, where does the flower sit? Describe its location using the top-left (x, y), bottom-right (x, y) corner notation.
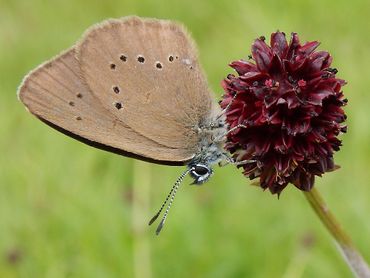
top-left (220, 32), bottom-right (347, 194)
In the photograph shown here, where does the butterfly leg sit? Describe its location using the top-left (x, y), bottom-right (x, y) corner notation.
top-left (216, 92), bottom-right (238, 120)
top-left (214, 124), bottom-right (247, 143)
top-left (226, 124), bottom-right (247, 135)
top-left (233, 159), bottom-right (256, 166)
top-left (218, 152), bottom-right (255, 167)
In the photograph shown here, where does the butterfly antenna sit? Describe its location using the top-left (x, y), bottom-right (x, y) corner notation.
top-left (148, 186), bottom-right (175, 226)
top-left (148, 168), bottom-right (191, 235)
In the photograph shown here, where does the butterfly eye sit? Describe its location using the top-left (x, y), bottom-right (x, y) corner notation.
top-left (194, 165), bottom-right (209, 175)
top-left (189, 164), bottom-right (213, 185)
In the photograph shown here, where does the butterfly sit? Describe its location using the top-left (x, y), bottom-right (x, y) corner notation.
top-left (18, 16), bottom-right (245, 234)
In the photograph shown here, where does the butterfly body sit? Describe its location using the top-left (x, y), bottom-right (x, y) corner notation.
top-left (188, 111), bottom-right (227, 184)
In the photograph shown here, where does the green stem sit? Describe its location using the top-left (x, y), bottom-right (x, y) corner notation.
top-left (132, 160), bottom-right (152, 278)
top-left (304, 188), bottom-right (370, 277)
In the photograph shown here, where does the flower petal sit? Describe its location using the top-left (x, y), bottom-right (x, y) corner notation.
top-left (287, 32), bottom-right (300, 60)
top-left (299, 41), bottom-right (320, 56)
top-left (270, 32), bottom-right (288, 58)
top-left (230, 60), bottom-right (258, 75)
top-left (252, 39), bottom-right (273, 72)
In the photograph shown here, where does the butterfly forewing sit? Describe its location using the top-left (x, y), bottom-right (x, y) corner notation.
top-left (77, 16), bottom-right (214, 151)
top-left (18, 48), bottom-right (193, 164)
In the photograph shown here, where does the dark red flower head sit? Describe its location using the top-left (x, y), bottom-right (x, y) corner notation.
top-left (220, 32), bottom-right (347, 194)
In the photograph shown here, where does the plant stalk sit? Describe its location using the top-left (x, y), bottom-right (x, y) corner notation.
top-left (132, 160), bottom-right (152, 278)
top-left (304, 187), bottom-right (370, 277)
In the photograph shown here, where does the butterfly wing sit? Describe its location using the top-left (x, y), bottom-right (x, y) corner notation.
top-left (18, 48), bottom-right (194, 165)
top-left (77, 16), bottom-right (215, 151)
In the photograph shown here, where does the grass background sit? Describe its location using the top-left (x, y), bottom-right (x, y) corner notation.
top-left (1, 0), bottom-right (369, 277)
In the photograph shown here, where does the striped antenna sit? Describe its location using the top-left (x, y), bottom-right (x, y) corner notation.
top-left (148, 168), bottom-right (191, 235)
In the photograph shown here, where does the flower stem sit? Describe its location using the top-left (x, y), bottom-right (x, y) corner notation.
top-left (304, 188), bottom-right (370, 277)
top-left (132, 160), bottom-right (152, 278)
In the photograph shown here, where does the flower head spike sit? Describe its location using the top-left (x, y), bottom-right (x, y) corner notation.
top-left (221, 32), bottom-right (347, 194)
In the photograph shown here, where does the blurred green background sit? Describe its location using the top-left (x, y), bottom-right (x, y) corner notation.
top-left (1, 0), bottom-right (369, 277)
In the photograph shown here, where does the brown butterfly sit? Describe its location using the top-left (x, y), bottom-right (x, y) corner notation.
top-left (18, 16), bottom-right (244, 234)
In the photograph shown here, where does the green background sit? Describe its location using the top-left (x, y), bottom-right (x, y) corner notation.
top-left (1, 0), bottom-right (369, 277)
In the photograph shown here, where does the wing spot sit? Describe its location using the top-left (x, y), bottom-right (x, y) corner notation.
top-left (69, 101), bottom-right (75, 106)
top-left (75, 116), bottom-right (82, 121)
top-left (175, 56), bottom-right (179, 59)
top-left (110, 63), bottom-right (116, 70)
top-left (168, 55), bottom-right (174, 62)
top-left (114, 102), bottom-right (123, 110)
top-left (120, 54), bottom-right (127, 62)
top-left (76, 93), bottom-right (83, 98)
top-left (113, 86), bottom-right (120, 94)
top-left (156, 62), bottom-right (163, 69)
top-left (137, 55), bottom-right (145, 63)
